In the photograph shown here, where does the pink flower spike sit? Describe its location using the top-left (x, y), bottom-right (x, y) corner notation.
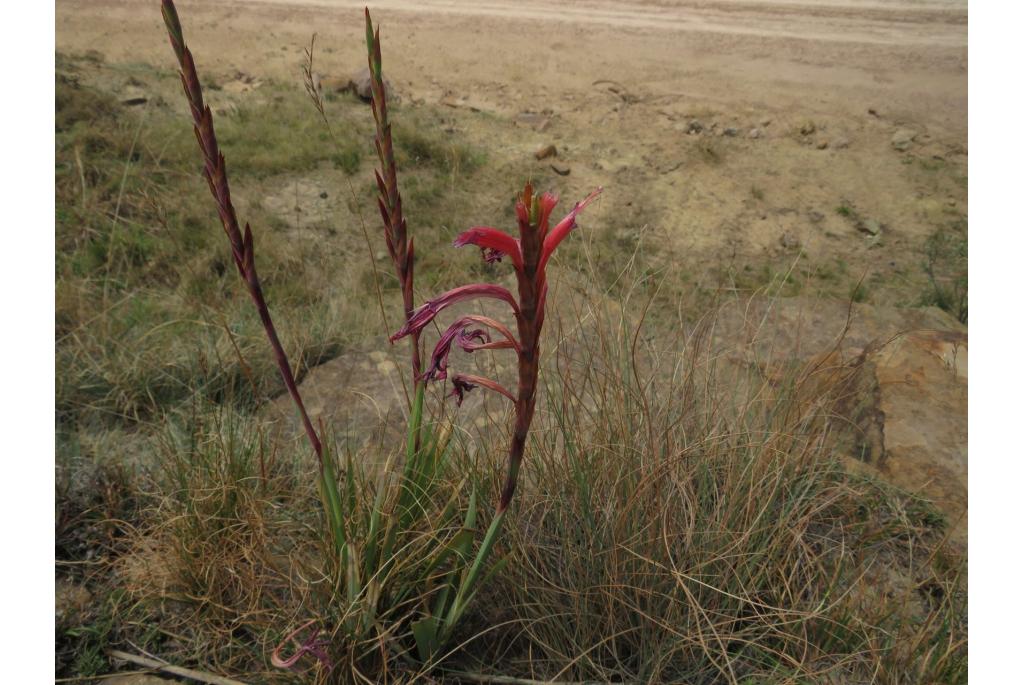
top-left (453, 227), bottom-right (523, 270)
top-left (539, 187), bottom-right (603, 271)
top-left (389, 284), bottom-right (520, 343)
top-left (449, 373), bottom-right (515, 407)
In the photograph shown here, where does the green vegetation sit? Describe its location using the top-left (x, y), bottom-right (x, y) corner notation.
top-left (920, 219), bottom-right (968, 323)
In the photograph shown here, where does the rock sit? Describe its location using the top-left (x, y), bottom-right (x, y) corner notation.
top-left (779, 232), bottom-right (801, 249)
top-left (550, 163), bottom-right (571, 176)
top-left (816, 139), bottom-right (829, 150)
top-left (710, 297), bottom-right (967, 541)
top-left (515, 111), bottom-right (551, 131)
top-left (748, 128), bottom-right (763, 139)
top-left (534, 143), bottom-right (557, 160)
top-left (687, 120), bottom-right (704, 134)
top-left (808, 210), bottom-right (825, 224)
top-left (120, 85), bottom-right (148, 106)
top-left (859, 218), bottom-right (882, 236)
top-left (265, 303), bottom-right (520, 460)
top-left (832, 136), bottom-right (851, 149)
top-left (722, 127), bottom-right (739, 137)
top-left (221, 70), bottom-right (262, 94)
top-left (759, 117), bottom-right (772, 127)
top-left (319, 75), bottom-right (350, 93)
top-left (891, 128), bottom-right (917, 151)
top-left (347, 67), bottom-right (391, 102)
top-left (799, 120), bottom-right (816, 136)
top-left (319, 191), bottom-right (328, 199)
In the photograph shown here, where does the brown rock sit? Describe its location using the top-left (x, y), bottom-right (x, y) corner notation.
top-left (709, 297), bottom-right (967, 540)
top-left (535, 143), bottom-right (557, 160)
top-left (550, 162), bottom-right (571, 176)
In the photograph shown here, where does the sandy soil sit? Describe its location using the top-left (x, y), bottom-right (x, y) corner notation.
top-left (56, 0), bottom-right (968, 304)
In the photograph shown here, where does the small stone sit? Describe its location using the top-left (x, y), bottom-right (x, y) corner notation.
top-left (859, 218), bottom-right (882, 236)
top-left (687, 120), bottom-right (704, 134)
top-left (319, 191), bottom-right (328, 199)
top-left (891, 129), bottom-right (917, 151)
top-left (800, 120), bottom-right (816, 136)
top-left (550, 163), bottom-right (571, 176)
top-left (347, 67), bottom-right (392, 102)
top-left (759, 117), bottom-right (772, 127)
top-left (832, 136), bottom-right (850, 149)
top-left (722, 127), bottom-right (739, 137)
top-left (780, 232), bottom-right (801, 249)
top-left (534, 144), bottom-right (557, 160)
top-left (808, 210), bottom-right (825, 223)
top-left (816, 139), bottom-right (829, 150)
top-left (748, 128), bottom-right (763, 139)
top-left (515, 111), bottom-right (546, 127)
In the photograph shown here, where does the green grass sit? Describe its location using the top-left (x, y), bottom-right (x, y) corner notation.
top-left (920, 219), bottom-right (967, 323)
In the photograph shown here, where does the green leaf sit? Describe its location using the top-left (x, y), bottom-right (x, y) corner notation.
top-left (411, 615), bottom-right (441, 663)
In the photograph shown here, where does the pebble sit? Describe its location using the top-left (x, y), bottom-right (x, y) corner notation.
top-left (859, 219), bottom-right (882, 236)
top-left (780, 232), bottom-right (801, 249)
top-left (551, 163), bottom-right (571, 176)
top-left (832, 136), bottom-right (850, 149)
top-left (534, 144), bottom-right (557, 160)
top-left (891, 129), bottom-right (917, 151)
top-left (687, 120), bottom-right (704, 134)
top-left (748, 128), bottom-right (763, 139)
top-left (722, 127), bottom-right (739, 137)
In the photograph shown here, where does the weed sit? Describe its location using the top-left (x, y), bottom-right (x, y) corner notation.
top-left (920, 220), bottom-right (967, 323)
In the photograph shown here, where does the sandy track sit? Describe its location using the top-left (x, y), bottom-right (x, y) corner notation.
top-left (57, 0), bottom-right (967, 135)
top-left (247, 0), bottom-right (967, 47)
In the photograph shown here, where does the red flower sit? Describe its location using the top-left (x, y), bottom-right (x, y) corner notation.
top-left (393, 182), bottom-right (601, 512)
top-left (388, 283), bottom-right (519, 343)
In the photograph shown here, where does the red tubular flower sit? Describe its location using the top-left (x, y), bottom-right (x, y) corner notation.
top-left (389, 283), bottom-right (520, 343)
top-left (453, 227), bottom-right (523, 270)
top-left (450, 373), bottom-right (515, 406)
top-left (421, 315), bottom-right (521, 382)
top-left (399, 182), bottom-right (601, 513)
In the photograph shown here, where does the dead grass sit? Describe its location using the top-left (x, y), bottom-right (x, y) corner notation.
top-left (55, 52), bottom-right (965, 683)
